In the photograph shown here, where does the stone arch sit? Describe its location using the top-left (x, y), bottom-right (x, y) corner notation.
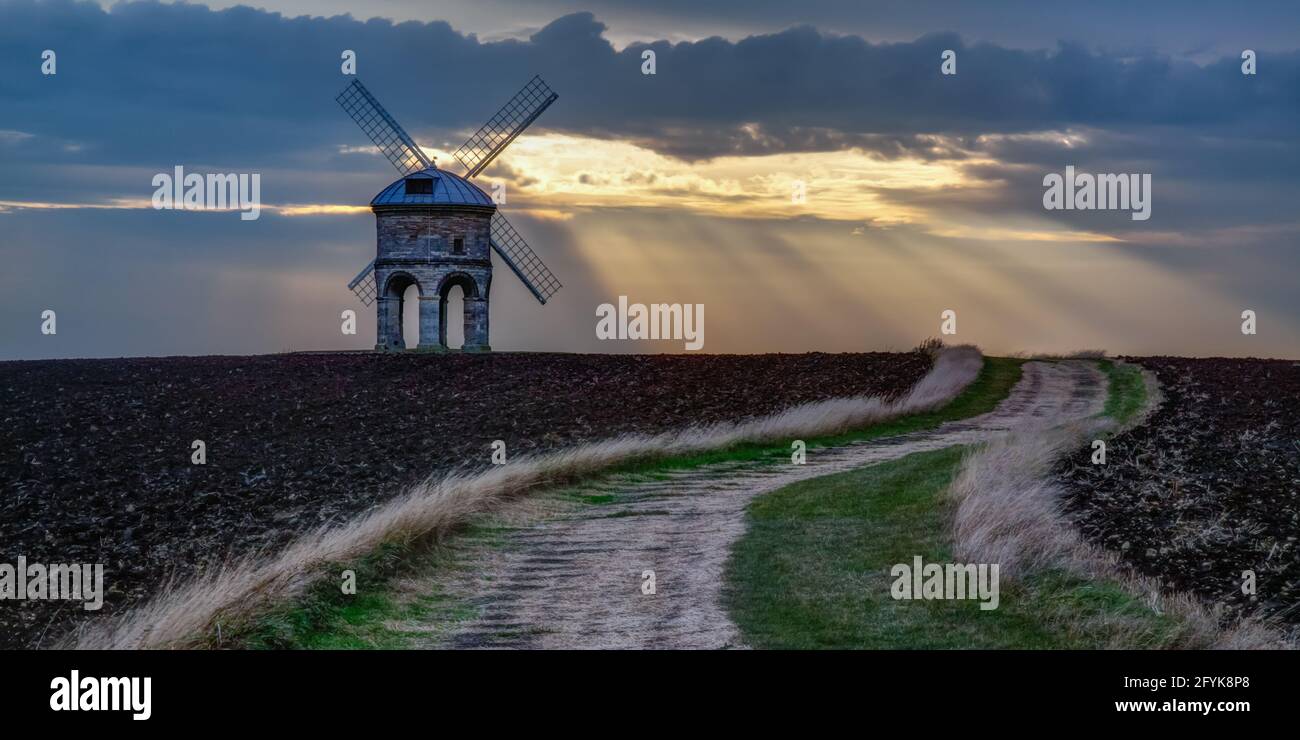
top-left (437, 271), bottom-right (480, 300)
top-left (383, 271), bottom-right (421, 298)
top-left (437, 272), bottom-right (489, 351)
top-left (378, 271), bottom-right (422, 350)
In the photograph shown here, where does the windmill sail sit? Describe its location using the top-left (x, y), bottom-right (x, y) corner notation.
top-left (347, 258), bottom-right (377, 306)
top-left (490, 212), bottom-right (562, 304)
top-left (453, 76), bottom-right (558, 178)
top-left (336, 79), bottom-right (431, 175)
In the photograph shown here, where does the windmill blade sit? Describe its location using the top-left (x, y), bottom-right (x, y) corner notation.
top-left (336, 79), bottom-right (431, 175)
top-left (454, 75), bottom-right (558, 178)
top-left (490, 212), bottom-right (562, 304)
top-left (347, 258), bottom-right (377, 306)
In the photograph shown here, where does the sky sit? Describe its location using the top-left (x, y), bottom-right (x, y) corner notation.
top-left (1, 0), bottom-right (1298, 359)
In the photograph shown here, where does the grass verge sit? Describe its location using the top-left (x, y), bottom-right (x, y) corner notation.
top-left (242, 530), bottom-right (496, 650)
top-left (243, 542), bottom-right (431, 650)
top-left (1097, 359), bottom-right (1147, 425)
top-left (725, 446), bottom-right (1184, 649)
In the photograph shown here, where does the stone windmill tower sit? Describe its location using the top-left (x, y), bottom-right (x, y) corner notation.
top-left (336, 77), bottom-right (562, 351)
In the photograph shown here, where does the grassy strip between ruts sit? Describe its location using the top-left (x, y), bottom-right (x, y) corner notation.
top-left (242, 356), bottom-right (1024, 649)
top-left (1096, 359), bottom-right (1147, 426)
top-left (723, 446), bottom-right (1183, 648)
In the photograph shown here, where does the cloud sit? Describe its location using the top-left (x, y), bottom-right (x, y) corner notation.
top-left (4, 3), bottom-right (1297, 171)
top-left (5, 1), bottom-right (1297, 231)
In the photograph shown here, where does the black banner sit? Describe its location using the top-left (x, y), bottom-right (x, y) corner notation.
top-left (0, 649), bottom-right (1288, 727)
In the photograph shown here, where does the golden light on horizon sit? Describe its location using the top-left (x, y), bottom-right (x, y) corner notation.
top-left (0, 133), bottom-right (1156, 248)
top-left (481, 133), bottom-right (983, 224)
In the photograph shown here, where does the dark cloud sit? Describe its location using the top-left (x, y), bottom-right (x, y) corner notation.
top-left (190, 0), bottom-right (1300, 62)
top-left (508, 0), bottom-right (1300, 58)
top-left (2, 1), bottom-right (1297, 179)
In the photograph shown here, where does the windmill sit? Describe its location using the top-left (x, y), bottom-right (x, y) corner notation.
top-left (336, 75), bottom-right (561, 351)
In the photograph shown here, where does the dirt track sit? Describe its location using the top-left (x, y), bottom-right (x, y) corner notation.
top-left (414, 360), bottom-right (1106, 649)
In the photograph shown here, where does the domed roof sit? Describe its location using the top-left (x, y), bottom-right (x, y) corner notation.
top-left (370, 166), bottom-right (494, 208)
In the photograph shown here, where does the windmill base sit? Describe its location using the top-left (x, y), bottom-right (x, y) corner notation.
top-left (373, 344), bottom-right (491, 353)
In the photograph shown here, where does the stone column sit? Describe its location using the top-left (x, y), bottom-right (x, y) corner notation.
top-left (374, 296), bottom-right (403, 351)
top-left (417, 296), bottom-right (444, 351)
top-left (463, 296), bottom-right (491, 352)
top-left (438, 295), bottom-right (448, 348)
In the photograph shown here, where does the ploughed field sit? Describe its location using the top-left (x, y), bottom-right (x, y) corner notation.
top-left (1057, 357), bottom-right (1300, 629)
top-left (0, 350), bottom-right (930, 648)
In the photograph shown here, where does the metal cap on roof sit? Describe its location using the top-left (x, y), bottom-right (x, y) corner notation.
top-left (370, 166), bottom-right (495, 208)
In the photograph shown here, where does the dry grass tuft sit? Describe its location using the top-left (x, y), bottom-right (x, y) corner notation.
top-left (1007, 349), bottom-right (1108, 360)
top-left (948, 415), bottom-right (1290, 649)
top-left (911, 336), bottom-right (946, 358)
top-left (949, 422), bottom-right (1099, 581)
top-left (70, 346), bottom-right (984, 649)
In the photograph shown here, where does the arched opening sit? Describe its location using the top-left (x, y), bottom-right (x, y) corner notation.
top-left (443, 284), bottom-right (465, 349)
top-left (401, 283), bottom-right (420, 349)
top-left (381, 272), bottom-right (421, 351)
top-left (439, 273), bottom-right (480, 351)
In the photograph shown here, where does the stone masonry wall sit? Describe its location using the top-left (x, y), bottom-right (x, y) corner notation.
top-left (373, 205), bottom-right (495, 351)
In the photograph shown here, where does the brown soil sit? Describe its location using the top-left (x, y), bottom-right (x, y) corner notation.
top-left (1058, 356), bottom-right (1300, 628)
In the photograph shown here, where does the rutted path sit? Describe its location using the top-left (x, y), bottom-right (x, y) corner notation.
top-left (414, 361), bottom-right (1106, 649)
